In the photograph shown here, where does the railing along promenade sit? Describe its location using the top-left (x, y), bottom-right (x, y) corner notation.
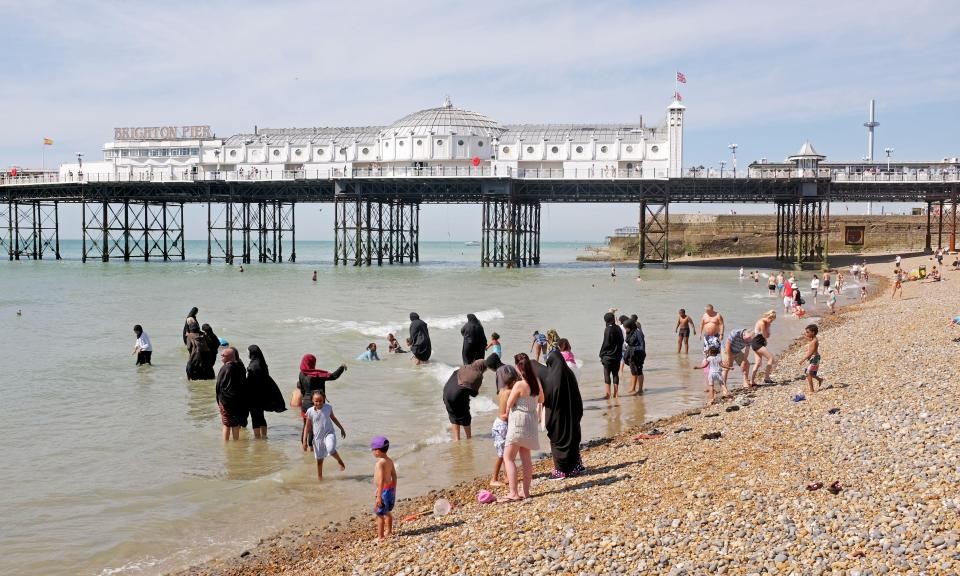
top-left (3, 165), bottom-right (959, 187)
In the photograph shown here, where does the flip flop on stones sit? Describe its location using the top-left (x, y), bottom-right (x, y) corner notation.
top-left (701, 431), bottom-right (721, 440)
top-left (725, 405), bottom-right (740, 412)
top-left (674, 427), bottom-right (693, 433)
top-left (806, 482), bottom-right (824, 491)
top-left (827, 481), bottom-right (843, 495)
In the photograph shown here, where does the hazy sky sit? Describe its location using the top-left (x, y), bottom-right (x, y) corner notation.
top-left (1, 0), bottom-right (958, 240)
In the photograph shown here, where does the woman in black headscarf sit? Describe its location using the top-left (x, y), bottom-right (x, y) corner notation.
top-left (408, 312), bottom-right (432, 364)
top-left (442, 359), bottom-right (487, 441)
top-left (200, 323), bottom-right (220, 379)
top-left (185, 319), bottom-right (212, 380)
top-left (216, 347), bottom-right (248, 441)
top-left (542, 349), bottom-right (584, 478)
top-left (183, 307), bottom-right (199, 345)
top-left (246, 345), bottom-right (287, 439)
top-left (460, 313), bottom-right (487, 365)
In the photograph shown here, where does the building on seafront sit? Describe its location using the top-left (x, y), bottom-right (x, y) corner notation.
top-left (58, 97), bottom-right (685, 180)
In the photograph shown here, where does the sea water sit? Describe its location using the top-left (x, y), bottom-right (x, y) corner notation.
top-left (0, 241), bottom-right (862, 575)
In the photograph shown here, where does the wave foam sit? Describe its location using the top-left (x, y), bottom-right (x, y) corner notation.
top-left (281, 309), bottom-right (505, 338)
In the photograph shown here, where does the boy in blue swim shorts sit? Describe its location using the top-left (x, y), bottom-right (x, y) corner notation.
top-left (371, 435), bottom-right (397, 539)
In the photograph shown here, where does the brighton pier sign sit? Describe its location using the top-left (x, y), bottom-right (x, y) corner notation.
top-left (114, 125), bottom-right (212, 140)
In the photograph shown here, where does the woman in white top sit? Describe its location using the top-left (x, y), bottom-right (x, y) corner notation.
top-left (501, 353), bottom-right (544, 501)
top-left (810, 274), bottom-right (820, 304)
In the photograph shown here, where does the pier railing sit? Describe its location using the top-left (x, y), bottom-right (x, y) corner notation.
top-left (2, 166), bottom-right (959, 187)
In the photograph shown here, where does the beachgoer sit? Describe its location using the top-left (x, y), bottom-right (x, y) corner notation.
top-left (776, 272), bottom-right (785, 296)
top-left (530, 330), bottom-right (548, 362)
top-left (246, 345), bottom-right (286, 438)
top-left (557, 338), bottom-right (578, 372)
top-left (936, 247), bottom-right (944, 266)
top-left (739, 267), bottom-right (744, 279)
top-left (296, 354), bottom-right (346, 445)
top-left (750, 311), bottom-right (777, 386)
top-left (623, 318), bottom-right (646, 394)
top-left (783, 280), bottom-right (795, 314)
top-left (599, 312), bottom-right (624, 399)
top-left (387, 333), bottom-right (405, 353)
top-left (700, 304), bottom-right (725, 352)
top-left (836, 271), bottom-right (844, 293)
top-left (132, 324), bottom-right (152, 365)
top-left (546, 329), bottom-right (560, 354)
top-left (542, 349), bottom-right (585, 478)
top-left (312, 270), bottom-right (317, 282)
top-left (302, 391), bottom-right (346, 479)
top-left (810, 274), bottom-right (820, 304)
top-left (408, 312), bottom-right (432, 364)
top-left (827, 288), bottom-right (838, 313)
top-left (460, 313), bottom-right (487, 364)
top-left (442, 359), bottom-right (487, 440)
top-left (501, 353), bottom-right (543, 501)
top-left (357, 343), bottom-right (380, 361)
top-left (860, 286), bottom-right (867, 301)
top-left (485, 332), bottom-right (502, 358)
top-left (862, 263), bottom-right (869, 281)
top-left (693, 346), bottom-right (725, 405)
top-left (485, 354), bottom-right (518, 487)
top-left (200, 323), bottom-right (221, 377)
top-left (767, 273), bottom-right (777, 296)
top-left (182, 307), bottom-right (199, 345)
top-left (794, 305), bottom-right (807, 319)
top-left (822, 271), bottom-right (831, 295)
top-left (675, 308), bottom-right (696, 354)
top-left (800, 324), bottom-right (823, 393)
top-left (895, 255), bottom-right (902, 268)
top-left (215, 347), bottom-right (248, 441)
top-left (923, 266), bottom-right (942, 282)
top-left (722, 328), bottom-right (754, 389)
top-left (611, 265), bottom-right (616, 278)
top-left (371, 436), bottom-right (397, 539)
top-left (185, 321), bottom-right (212, 380)
top-left (891, 272), bottom-right (903, 299)
top-left (754, 270), bottom-right (760, 283)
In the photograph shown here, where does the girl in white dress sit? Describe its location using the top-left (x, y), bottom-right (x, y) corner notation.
top-left (502, 353), bottom-right (544, 500)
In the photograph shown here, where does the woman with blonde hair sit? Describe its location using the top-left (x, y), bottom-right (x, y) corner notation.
top-left (750, 310), bottom-right (777, 386)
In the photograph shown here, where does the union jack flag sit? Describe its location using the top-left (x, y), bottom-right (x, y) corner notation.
top-left (677, 71), bottom-right (687, 83)
top-left (674, 91), bottom-right (683, 101)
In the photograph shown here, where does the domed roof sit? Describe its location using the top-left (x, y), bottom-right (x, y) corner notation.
top-left (384, 97), bottom-right (504, 138)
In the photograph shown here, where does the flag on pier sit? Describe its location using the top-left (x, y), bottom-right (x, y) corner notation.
top-left (676, 71), bottom-right (686, 83)
top-left (43, 138), bottom-right (53, 145)
top-left (674, 91), bottom-right (683, 102)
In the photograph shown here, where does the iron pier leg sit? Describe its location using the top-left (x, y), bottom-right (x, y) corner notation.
top-left (937, 200), bottom-right (945, 252)
top-left (639, 199), bottom-right (669, 268)
top-left (925, 202), bottom-right (933, 253)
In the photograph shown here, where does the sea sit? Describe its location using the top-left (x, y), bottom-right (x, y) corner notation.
top-left (0, 240), bottom-right (863, 576)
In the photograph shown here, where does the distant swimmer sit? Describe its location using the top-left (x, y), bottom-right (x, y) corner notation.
top-left (739, 267), bottom-right (745, 279)
top-left (132, 324), bottom-right (152, 365)
top-left (239, 265), bottom-right (244, 273)
top-left (312, 270), bottom-right (317, 282)
top-left (611, 265), bottom-right (617, 278)
top-left (700, 304), bottom-right (725, 353)
top-left (387, 333), bottom-right (406, 353)
top-left (16, 308), bottom-right (22, 316)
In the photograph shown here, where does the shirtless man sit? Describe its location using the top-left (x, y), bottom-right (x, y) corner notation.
top-left (700, 304), bottom-right (725, 353)
top-left (675, 308), bottom-right (696, 354)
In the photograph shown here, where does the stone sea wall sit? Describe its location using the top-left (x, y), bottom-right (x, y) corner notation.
top-left (597, 214), bottom-right (931, 261)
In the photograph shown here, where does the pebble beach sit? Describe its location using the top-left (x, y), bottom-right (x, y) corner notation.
top-left (186, 255), bottom-right (960, 576)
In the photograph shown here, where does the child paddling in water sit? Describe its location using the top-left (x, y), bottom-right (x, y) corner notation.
top-left (693, 346), bottom-right (727, 405)
top-left (303, 391), bottom-right (346, 480)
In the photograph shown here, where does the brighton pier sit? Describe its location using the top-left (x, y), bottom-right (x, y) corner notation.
top-left (1, 99), bottom-right (958, 268)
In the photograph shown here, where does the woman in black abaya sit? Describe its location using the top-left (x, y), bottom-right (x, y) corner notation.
top-left (246, 345), bottom-right (287, 439)
top-left (460, 313), bottom-right (487, 365)
top-left (182, 307), bottom-right (199, 345)
top-left (185, 320), bottom-right (212, 380)
top-left (200, 323), bottom-right (221, 378)
top-left (542, 349), bottom-right (585, 478)
top-left (442, 359), bottom-right (487, 441)
top-left (408, 312), bottom-right (432, 364)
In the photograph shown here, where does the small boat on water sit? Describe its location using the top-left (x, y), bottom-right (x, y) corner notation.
top-left (464, 241), bottom-right (480, 246)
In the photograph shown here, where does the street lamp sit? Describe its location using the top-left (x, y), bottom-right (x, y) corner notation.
top-left (719, 160), bottom-right (726, 177)
top-left (884, 147), bottom-right (894, 171)
top-left (728, 143), bottom-right (738, 176)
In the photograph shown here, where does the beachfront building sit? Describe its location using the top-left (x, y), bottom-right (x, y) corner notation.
top-left (59, 97), bottom-right (686, 181)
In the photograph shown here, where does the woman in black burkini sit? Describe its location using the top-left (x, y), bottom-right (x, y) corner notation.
top-left (442, 359), bottom-right (487, 441)
top-left (246, 345), bottom-right (287, 439)
top-left (182, 307), bottom-right (199, 346)
top-left (598, 312), bottom-right (623, 399)
top-left (542, 349), bottom-right (584, 478)
top-left (460, 313), bottom-right (487, 365)
top-left (200, 323), bottom-right (220, 378)
top-left (408, 312), bottom-right (432, 364)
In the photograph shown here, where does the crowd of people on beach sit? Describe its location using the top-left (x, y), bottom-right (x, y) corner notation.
top-left (126, 254), bottom-right (950, 538)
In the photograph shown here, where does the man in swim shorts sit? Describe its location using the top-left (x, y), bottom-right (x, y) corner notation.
top-left (700, 304), bottom-right (724, 353)
top-left (675, 308), bottom-right (696, 354)
top-left (371, 436), bottom-right (397, 539)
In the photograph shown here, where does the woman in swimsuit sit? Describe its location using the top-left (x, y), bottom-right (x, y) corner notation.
top-left (750, 310), bottom-right (777, 386)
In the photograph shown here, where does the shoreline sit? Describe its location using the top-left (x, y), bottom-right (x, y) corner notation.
top-left (579, 251), bottom-right (930, 268)
top-left (179, 275), bottom-right (893, 575)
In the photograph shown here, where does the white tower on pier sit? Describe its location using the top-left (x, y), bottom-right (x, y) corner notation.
top-left (667, 99), bottom-right (685, 178)
top-left (864, 99), bottom-right (879, 162)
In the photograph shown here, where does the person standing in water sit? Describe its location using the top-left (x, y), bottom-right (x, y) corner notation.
top-left (675, 309), bottom-right (696, 354)
top-left (246, 344), bottom-right (287, 438)
top-left (215, 347), bottom-right (248, 441)
top-left (750, 311), bottom-right (777, 386)
top-left (296, 354), bottom-right (347, 445)
top-left (311, 270), bottom-right (317, 282)
top-left (460, 313), bottom-right (487, 364)
top-left (599, 312), bottom-right (624, 399)
top-left (623, 318), bottom-right (646, 394)
top-left (408, 312), bottom-right (432, 364)
top-left (485, 332), bottom-right (502, 358)
top-left (132, 325), bottom-right (152, 366)
top-left (700, 304), bottom-right (725, 352)
top-left (182, 307), bottom-right (199, 346)
top-left (442, 359), bottom-right (487, 440)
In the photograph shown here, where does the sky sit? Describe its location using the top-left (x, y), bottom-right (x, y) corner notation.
top-left (1, 0), bottom-right (958, 241)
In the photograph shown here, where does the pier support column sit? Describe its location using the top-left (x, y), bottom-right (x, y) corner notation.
top-left (334, 196), bottom-right (418, 266)
top-left (242, 201), bottom-right (296, 263)
top-left (937, 200), bottom-right (945, 252)
top-left (776, 200), bottom-right (825, 269)
top-left (638, 199), bottom-right (669, 269)
top-left (1, 200), bottom-right (10, 260)
top-left (10, 200), bottom-right (60, 260)
top-left (924, 202), bottom-right (933, 254)
top-left (480, 198), bottom-right (540, 268)
top-left (83, 200), bottom-right (182, 262)
top-left (950, 199), bottom-right (957, 253)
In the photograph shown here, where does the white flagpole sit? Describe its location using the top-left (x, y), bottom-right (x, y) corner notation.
top-left (42, 143), bottom-right (45, 171)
